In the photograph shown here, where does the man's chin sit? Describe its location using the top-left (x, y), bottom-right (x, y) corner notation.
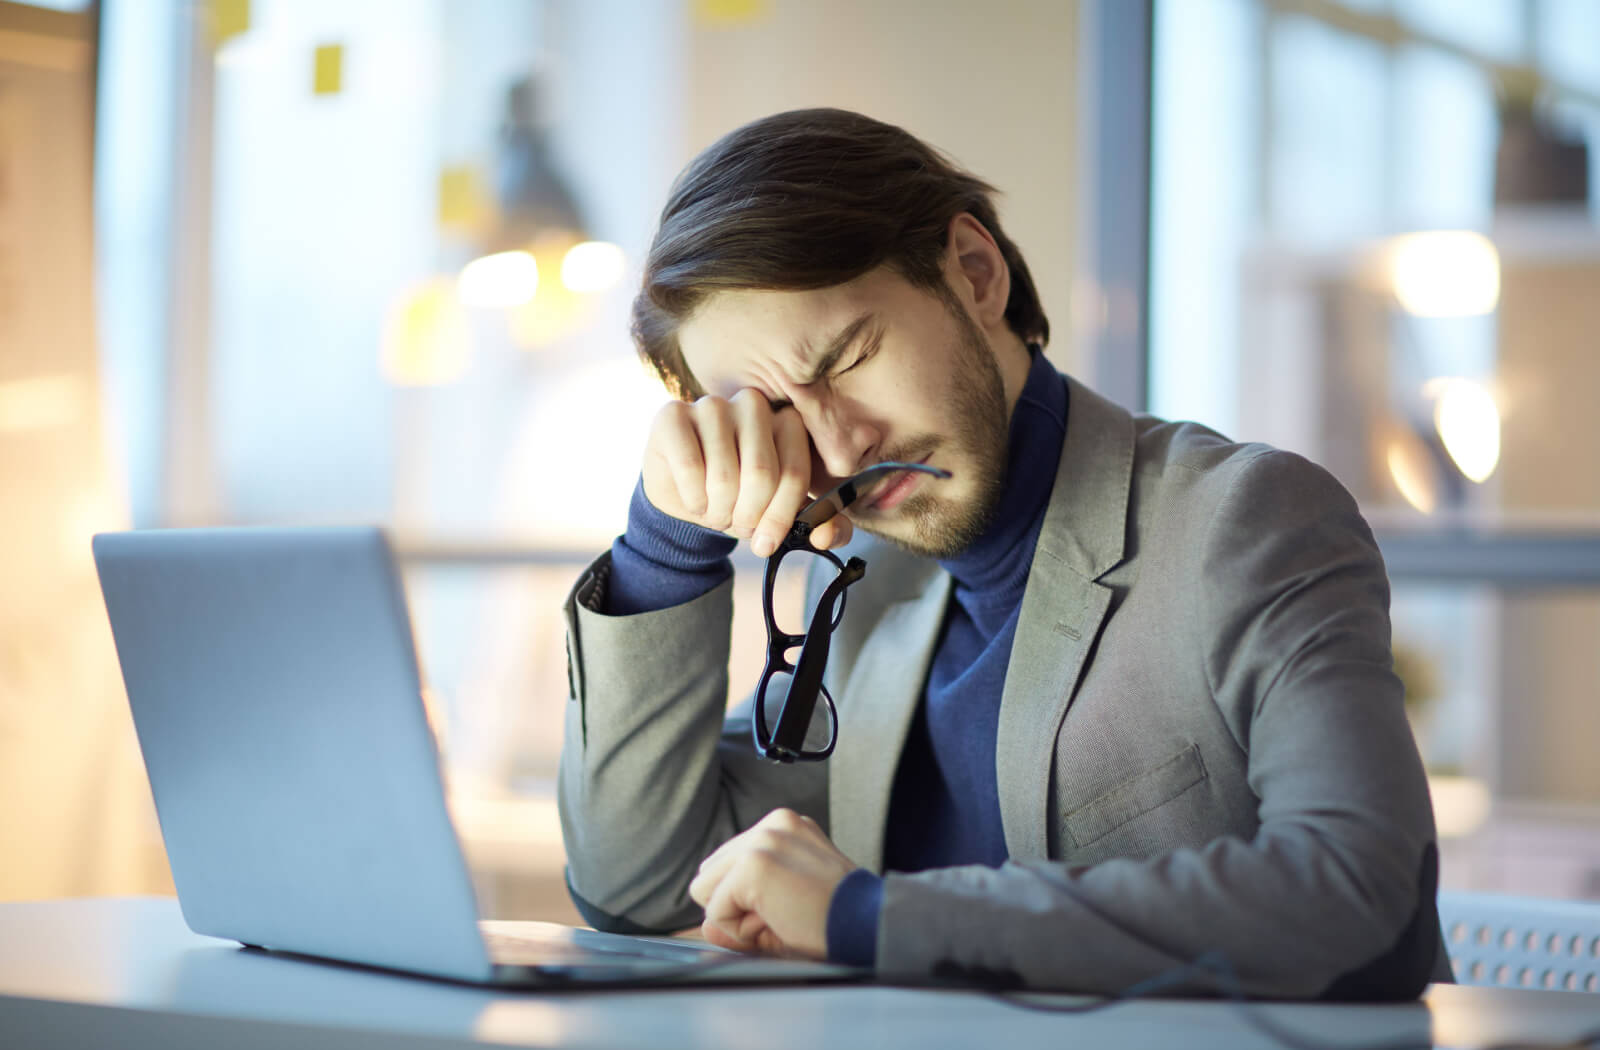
top-left (852, 496), bottom-right (989, 560)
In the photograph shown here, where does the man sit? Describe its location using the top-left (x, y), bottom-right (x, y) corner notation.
top-left (557, 108), bottom-right (1452, 998)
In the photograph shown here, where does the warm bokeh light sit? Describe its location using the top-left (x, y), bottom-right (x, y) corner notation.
top-left (0, 374), bottom-right (86, 431)
top-left (1428, 377), bottom-right (1501, 484)
top-left (508, 278), bottom-right (584, 348)
top-left (496, 355), bottom-right (672, 544)
top-left (1429, 774), bottom-right (1491, 839)
top-left (381, 278), bottom-right (471, 386)
top-left (1387, 231), bottom-right (1500, 317)
top-left (458, 250), bottom-right (539, 308)
top-left (1385, 432), bottom-right (1438, 514)
top-left (559, 240), bottom-right (625, 293)
top-left (507, 234), bottom-right (588, 348)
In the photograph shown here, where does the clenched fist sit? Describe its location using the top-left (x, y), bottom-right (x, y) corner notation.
top-left (642, 389), bottom-right (854, 557)
top-left (688, 808), bottom-right (856, 958)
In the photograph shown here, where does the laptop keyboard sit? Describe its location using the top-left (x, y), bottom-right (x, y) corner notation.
top-left (480, 923), bottom-right (722, 967)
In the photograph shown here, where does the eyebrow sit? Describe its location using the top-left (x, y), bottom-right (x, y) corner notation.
top-left (797, 312), bottom-right (875, 387)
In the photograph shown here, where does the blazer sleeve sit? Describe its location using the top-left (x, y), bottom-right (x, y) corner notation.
top-left (871, 450), bottom-right (1447, 998)
top-left (556, 552), bottom-right (829, 934)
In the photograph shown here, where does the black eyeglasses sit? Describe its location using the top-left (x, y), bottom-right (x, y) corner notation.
top-left (753, 461), bottom-right (950, 763)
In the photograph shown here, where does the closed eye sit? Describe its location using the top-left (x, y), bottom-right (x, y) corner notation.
top-left (834, 327), bottom-right (883, 378)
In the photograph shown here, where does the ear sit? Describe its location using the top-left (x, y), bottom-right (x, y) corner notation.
top-left (944, 212), bottom-right (1011, 331)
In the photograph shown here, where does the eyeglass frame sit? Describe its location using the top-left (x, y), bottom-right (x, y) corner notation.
top-left (752, 461), bottom-right (950, 763)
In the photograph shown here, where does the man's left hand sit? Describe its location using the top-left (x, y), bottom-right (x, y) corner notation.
top-left (687, 808), bottom-right (856, 958)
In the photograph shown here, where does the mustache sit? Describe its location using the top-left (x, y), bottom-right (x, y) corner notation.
top-left (875, 437), bottom-right (940, 467)
top-left (809, 436), bottom-right (942, 495)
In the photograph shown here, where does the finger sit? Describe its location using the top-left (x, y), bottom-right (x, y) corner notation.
top-left (760, 807), bottom-right (805, 832)
top-left (702, 857), bottom-right (760, 947)
top-left (688, 857), bottom-right (722, 908)
top-left (645, 401), bottom-right (707, 518)
top-left (690, 809), bottom-right (798, 904)
top-left (755, 926), bottom-right (788, 956)
top-left (701, 919), bottom-right (752, 953)
top-left (728, 390), bottom-right (778, 544)
top-left (689, 830), bottom-right (760, 906)
top-left (691, 397), bottom-right (740, 530)
top-left (808, 513), bottom-right (854, 551)
top-left (752, 407), bottom-right (813, 558)
top-left (736, 910), bottom-right (771, 947)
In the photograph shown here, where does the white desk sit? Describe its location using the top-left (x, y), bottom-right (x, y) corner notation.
top-left (2, 898), bottom-right (1598, 1050)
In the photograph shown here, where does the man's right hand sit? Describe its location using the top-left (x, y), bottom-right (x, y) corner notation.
top-left (642, 390), bottom-right (853, 558)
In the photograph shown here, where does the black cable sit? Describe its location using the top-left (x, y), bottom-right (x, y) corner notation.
top-left (987, 951), bottom-right (1600, 1050)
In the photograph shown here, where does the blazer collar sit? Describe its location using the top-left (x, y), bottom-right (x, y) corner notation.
top-left (994, 375), bottom-right (1137, 859)
top-left (1035, 375), bottom-right (1135, 583)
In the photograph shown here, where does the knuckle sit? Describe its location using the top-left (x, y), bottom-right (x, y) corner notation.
top-left (730, 387), bottom-right (769, 411)
top-left (777, 461), bottom-right (808, 490)
top-left (742, 457), bottom-right (778, 487)
top-left (693, 394), bottom-right (730, 421)
top-left (757, 502), bottom-right (793, 529)
top-left (649, 407), bottom-right (689, 445)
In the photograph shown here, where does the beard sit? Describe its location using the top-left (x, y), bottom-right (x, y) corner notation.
top-left (853, 291), bottom-right (1010, 559)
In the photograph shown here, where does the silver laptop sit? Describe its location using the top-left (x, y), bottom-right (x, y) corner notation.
top-left (92, 526), bottom-right (862, 988)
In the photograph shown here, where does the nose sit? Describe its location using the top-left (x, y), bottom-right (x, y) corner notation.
top-left (800, 398), bottom-right (879, 488)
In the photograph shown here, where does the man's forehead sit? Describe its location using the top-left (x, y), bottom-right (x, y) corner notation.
top-left (679, 281), bottom-right (874, 392)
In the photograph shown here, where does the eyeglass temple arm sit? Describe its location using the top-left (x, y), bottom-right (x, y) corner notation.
top-left (791, 461), bottom-right (951, 541)
top-left (770, 556), bottom-right (866, 757)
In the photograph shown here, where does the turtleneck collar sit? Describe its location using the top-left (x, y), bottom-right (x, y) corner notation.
top-left (935, 346), bottom-right (1068, 599)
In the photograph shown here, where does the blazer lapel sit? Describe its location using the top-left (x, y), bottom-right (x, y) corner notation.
top-left (828, 568), bottom-right (952, 872)
top-left (996, 377), bottom-right (1136, 860)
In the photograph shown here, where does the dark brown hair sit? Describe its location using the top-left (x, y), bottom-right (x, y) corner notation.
top-left (631, 108), bottom-right (1049, 399)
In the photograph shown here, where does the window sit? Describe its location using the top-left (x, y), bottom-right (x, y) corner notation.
top-left (1151, 0), bottom-right (1600, 898)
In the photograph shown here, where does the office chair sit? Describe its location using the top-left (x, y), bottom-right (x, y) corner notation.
top-left (1439, 890), bottom-right (1600, 992)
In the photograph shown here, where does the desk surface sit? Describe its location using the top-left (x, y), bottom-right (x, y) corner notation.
top-left (2, 898), bottom-right (1598, 1050)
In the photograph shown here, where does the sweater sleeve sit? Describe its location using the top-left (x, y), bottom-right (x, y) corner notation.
top-left (826, 869), bottom-right (884, 966)
top-left (604, 477), bottom-right (737, 616)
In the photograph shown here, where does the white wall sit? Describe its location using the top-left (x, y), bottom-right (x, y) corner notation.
top-left (683, 0), bottom-right (1081, 372)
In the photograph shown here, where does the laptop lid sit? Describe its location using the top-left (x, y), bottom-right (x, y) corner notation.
top-left (93, 526), bottom-right (495, 983)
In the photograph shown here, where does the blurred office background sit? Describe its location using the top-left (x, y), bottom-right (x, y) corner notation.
top-left (0, 0), bottom-right (1594, 919)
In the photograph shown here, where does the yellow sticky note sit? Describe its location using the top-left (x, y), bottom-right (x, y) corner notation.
top-left (313, 43), bottom-right (343, 96)
top-left (437, 165), bottom-right (491, 234)
top-left (694, 0), bottom-right (770, 26)
top-left (210, 0), bottom-right (250, 50)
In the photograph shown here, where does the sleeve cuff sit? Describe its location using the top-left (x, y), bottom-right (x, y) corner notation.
top-left (605, 477), bottom-right (737, 615)
top-left (825, 868), bottom-right (883, 967)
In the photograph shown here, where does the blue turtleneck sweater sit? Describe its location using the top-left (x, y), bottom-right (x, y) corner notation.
top-left (604, 348), bottom-right (1068, 967)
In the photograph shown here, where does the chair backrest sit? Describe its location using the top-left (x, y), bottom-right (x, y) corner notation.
top-left (1439, 891), bottom-right (1600, 992)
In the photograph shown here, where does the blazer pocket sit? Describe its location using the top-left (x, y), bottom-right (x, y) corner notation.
top-left (1064, 743), bottom-right (1208, 849)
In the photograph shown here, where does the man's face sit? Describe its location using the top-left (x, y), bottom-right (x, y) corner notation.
top-left (675, 266), bottom-right (1010, 558)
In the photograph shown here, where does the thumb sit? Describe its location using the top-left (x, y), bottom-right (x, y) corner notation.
top-left (810, 514), bottom-right (854, 550)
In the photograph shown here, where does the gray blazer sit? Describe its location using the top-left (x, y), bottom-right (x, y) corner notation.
top-left (558, 375), bottom-right (1454, 998)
